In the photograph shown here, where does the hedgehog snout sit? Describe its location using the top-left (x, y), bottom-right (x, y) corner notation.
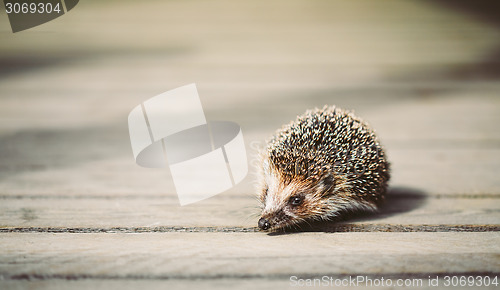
top-left (258, 206), bottom-right (292, 231)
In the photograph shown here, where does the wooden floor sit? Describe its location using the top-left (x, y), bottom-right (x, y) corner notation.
top-left (0, 0), bottom-right (499, 289)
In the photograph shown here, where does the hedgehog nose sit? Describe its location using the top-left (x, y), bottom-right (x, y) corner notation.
top-left (258, 217), bottom-right (270, 230)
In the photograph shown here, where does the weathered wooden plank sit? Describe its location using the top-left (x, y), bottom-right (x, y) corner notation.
top-left (2, 278), bottom-right (500, 290)
top-left (0, 95), bottom-right (498, 193)
top-left (0, 144), bottom-right (499, 198)
top-left (0, 195), bottom-right (498, 229)
top-left (0, 232), bottom-right (498, 279)
top-left (2, 280), bottom-right (289, 290)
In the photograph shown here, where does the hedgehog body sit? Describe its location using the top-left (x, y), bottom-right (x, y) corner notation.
top-left (257, 106), bottom-right (390, 231)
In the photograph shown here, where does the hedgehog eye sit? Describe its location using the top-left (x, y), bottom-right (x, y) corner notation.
top-left (289, 196), bottom-right (303, 206)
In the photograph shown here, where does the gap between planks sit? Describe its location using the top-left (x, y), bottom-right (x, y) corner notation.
top-left (1, 193), bottom-right (500, 199)
top-left (1, 224), bottom-right (499, 233)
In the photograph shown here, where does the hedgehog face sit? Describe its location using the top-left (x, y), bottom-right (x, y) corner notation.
top-left (257, 157), bottom-right (338, 231)
top-left (257, 155), bottom-right (380, 231)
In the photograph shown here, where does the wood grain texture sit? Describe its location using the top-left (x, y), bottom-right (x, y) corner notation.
top-left (0, 233), bottom-right (499, 279)
top-left (0, 0), bottom-right (499, 288)
top-left (0, 196), bottom-right (498, 229)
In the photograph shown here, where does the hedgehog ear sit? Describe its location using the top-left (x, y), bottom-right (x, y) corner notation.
top-left (319, 172), bottom-right (336, 195)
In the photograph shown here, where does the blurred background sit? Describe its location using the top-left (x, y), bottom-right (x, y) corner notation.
top-left (0, 0), bottom-right (499, 223)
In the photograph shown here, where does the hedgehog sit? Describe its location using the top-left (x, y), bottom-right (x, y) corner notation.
top-left (257, 105), bottom-right (390, 231)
